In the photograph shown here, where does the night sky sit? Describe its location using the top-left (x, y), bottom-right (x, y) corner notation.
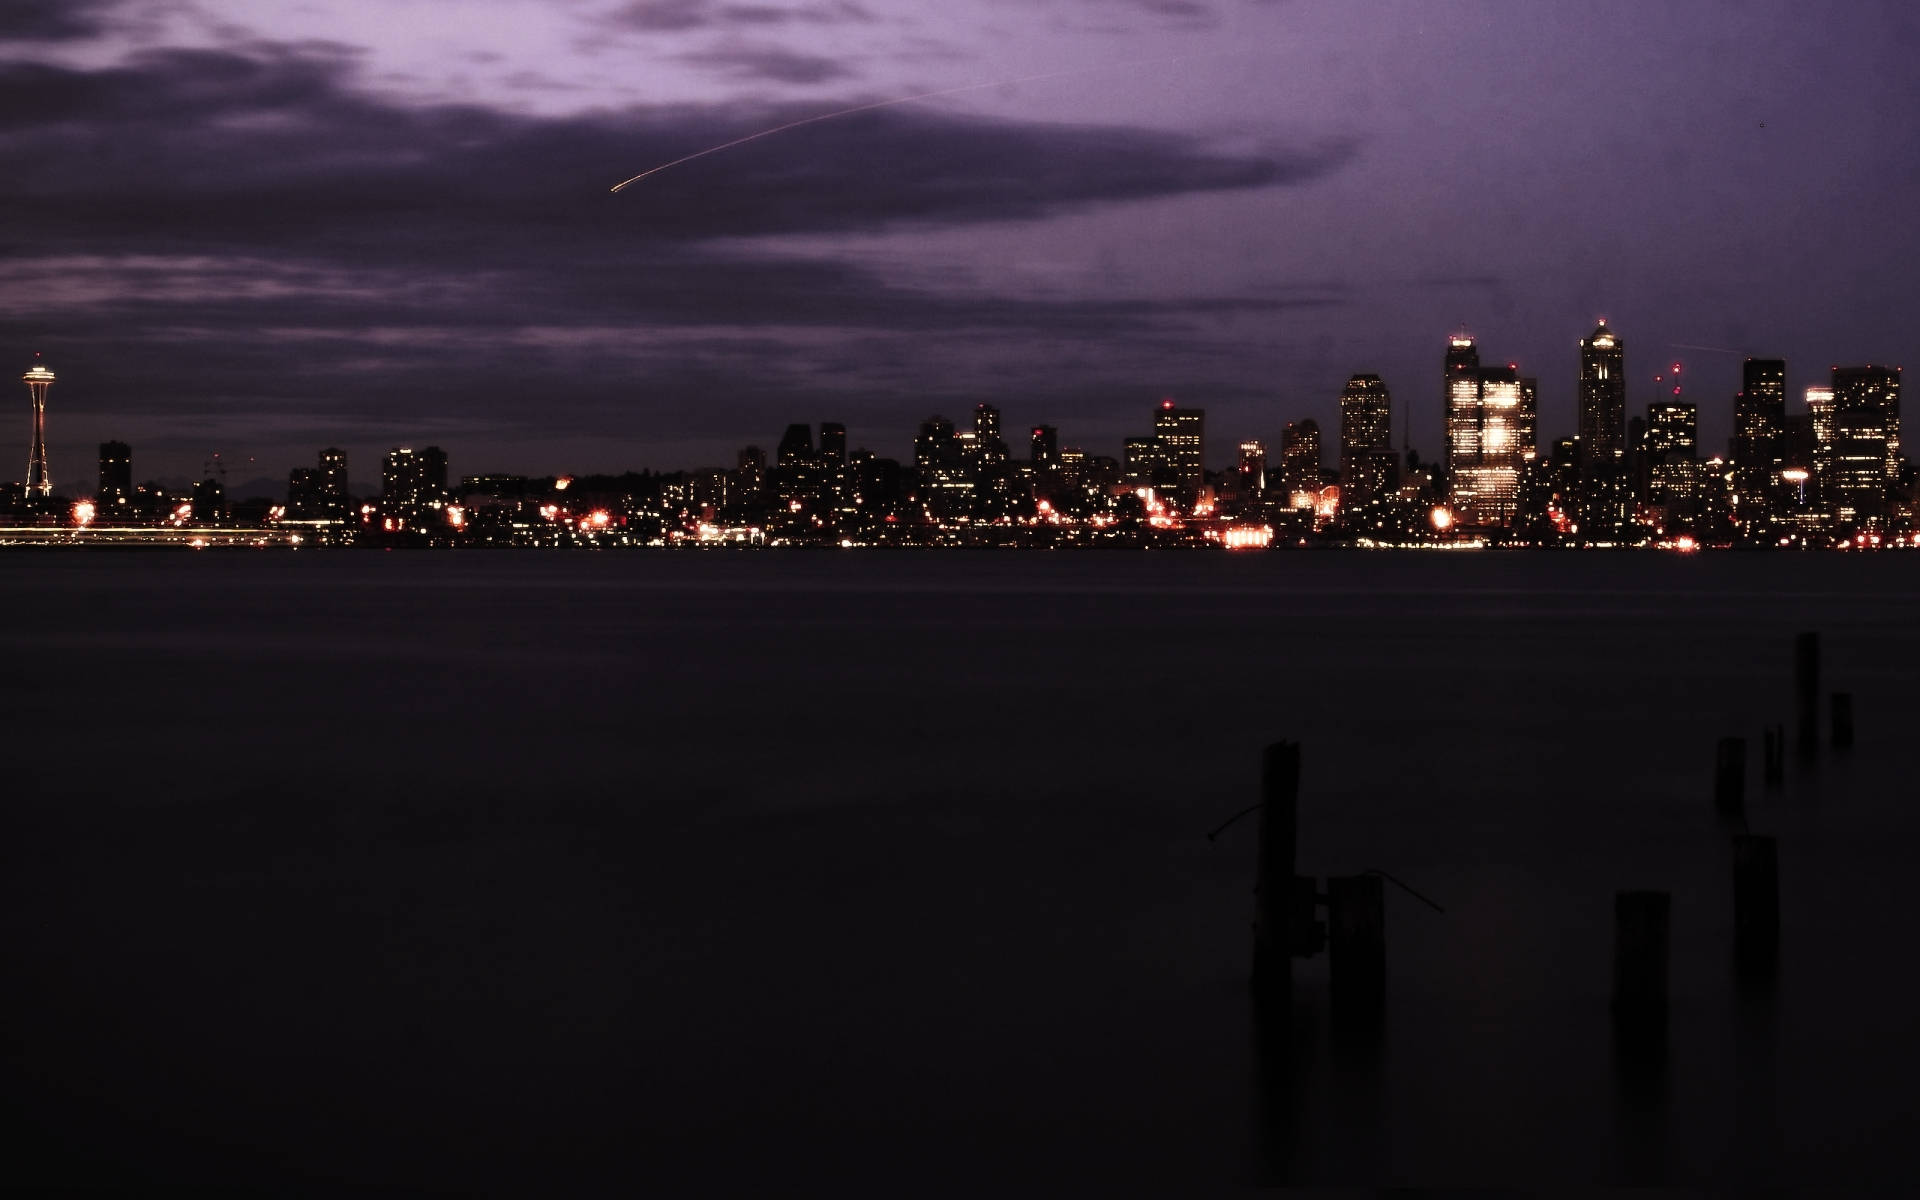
top-left (4, 0), bottom-right (1916, 489)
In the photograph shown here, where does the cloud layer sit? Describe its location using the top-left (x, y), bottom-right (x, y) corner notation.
top-left (0, 36), bottom-right (1351, 472)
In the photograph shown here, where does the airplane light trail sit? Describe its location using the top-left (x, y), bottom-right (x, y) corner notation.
top-left (609, 61), bottom-right (1187, 192)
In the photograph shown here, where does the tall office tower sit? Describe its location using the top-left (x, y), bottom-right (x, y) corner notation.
top-left (1644, 401), bottom-right (1698, 458)
top-left (1446, 362), bottom-right (1530, 527)
top-left (1153, 401), bottom-right (1204, 489)
top-left (913, 416), bottom-right (957, 472)
top-left (1442, 333), bottom-right (1479, 471)
top-left (1804, 386), bottom-right (1834, 507)
top-left (1238, 440), bottom-right (1267, 495)
top-left (1829, 365), bottom-right (1902, 522)
top-left (98, 441), bottom-right (132, 510)
top-left (287, 467), bottom-right (322, 517)
top-left (736, 445), bottom-right (766, 496)
top-left (316, 447), bottom-right (349, 518)
top-left (1123, 436), bottom-right (1164, 486)
top-left (1518, 377), bottom-right (1540, 465)
top-left (1029, 424), bottom-right (1060, 471)
top-left (382, 446), bottom-right (449, 513)
top-left (777, 423), bottom-right (814, 467)
top-left (1280, 419), bottom-right (1322, 506)
top-left (818, 423), bottom-right (847, 467)
top-left (1578, 320), bottom-right (1626, 467)
top-left (1730, 358), bottom-right (1786, 523)
top-left (1832, 365), bottom-right (1901, 477)
top-left (1644, 401), bottom-right (1699, 513)
top-left (1338, 374), bottom-right (1395, 508)
top-left (22, 354), bottom-right (53, 496)
top-left (973, 404), bottom-right (1007, 465)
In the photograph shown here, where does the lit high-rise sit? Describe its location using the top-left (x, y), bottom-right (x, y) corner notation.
top-left (1280, 419), bottom-right (1322, 506)
top-left (1152, 401), bottom-right (1204, 491)
top-left (98, 441), bottom-right (132, 511)
top-left (1730, 358), bottom-right (1785, 524)
top-left (1337, 374), bottom-right (1395, 509)
top-left (1828, 365), bottom-right (1901, 523)
top-left (1444, 336), bottom-right (1534, 527)
top-left (1578, 320), bottom-right (1625, 466)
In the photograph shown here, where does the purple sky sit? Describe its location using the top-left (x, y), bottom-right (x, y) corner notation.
top-left (3, 0), bottom-right (1917, 491)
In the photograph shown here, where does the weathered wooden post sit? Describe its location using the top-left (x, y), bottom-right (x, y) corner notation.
top-left (1762, 724), bottom-right (1785, 787)
top-left (1714, 737), bottom-right (1746, 817)
top-left (1831, 692), bottom-right (1854, 750)
top-left (1251, 741), bottom-right (1300, 1022)
top-left (1733, 835), bottom-right (1780, 980)
top-left (1794, 632), bottom-right (1819, 757)
top-left (1612, 890), bottom-right (1671, 1046)
top-left (1327, 873), bottom-right (1386, 1033)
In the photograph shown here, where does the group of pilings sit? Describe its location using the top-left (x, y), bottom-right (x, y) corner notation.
top-left (1617, 631), bottom-right (1853, 1053)
top-left (1250, 741), bottom-right (1386, 1041)
top-left (1251, 632), bottom-right (1852, 1055)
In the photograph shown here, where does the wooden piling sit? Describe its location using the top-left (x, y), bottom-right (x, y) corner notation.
top-left (1762, 724), bottom-right (1784, 787)
top-left (1831, 692), bottom-right (1854, 750)
top-left (1714, 737), bottom-right (1746, 817)
top-left (1251, 742), bottom-right (1300, 1019)
top-left (1733, 835), bottom-right (1780, 979)
top-left (1612, 890), bottom-right (1671, 1037)
top-left (1327, 873), bottom-right (1386, 1031)
top-left (1794, 632), bottom-right (1819, 757)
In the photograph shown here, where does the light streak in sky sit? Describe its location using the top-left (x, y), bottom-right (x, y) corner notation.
top-left (609, 60), bottom-right (1190, 192)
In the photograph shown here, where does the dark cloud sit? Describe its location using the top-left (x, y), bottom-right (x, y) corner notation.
top-left (676, 43), bottom-right (856, 84)
top-left (0, 0), bottom-right (118, 41)
top-left (0, 40), bottom-right (1352, 469)
top-left (601, 0), bottom-right (876, 33)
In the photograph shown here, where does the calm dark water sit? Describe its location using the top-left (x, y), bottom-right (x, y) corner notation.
top-left (4, 549), bottom-right (1918, 1188)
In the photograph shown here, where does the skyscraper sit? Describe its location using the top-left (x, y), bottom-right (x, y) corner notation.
top-left (1730, 358), bottom-right (1786, 524)
top-left (1123, 436), bottom-right (1163, 487)
top-left (1804, 386), bottom-right (1834, 509)
top-left (318, 448), bottom-right (350, 520)
top-left (1153, 401), bottom-right (1204, 490)
top-left (1337, 374), bottom-right (1395, 509)
top-left (1643, 401), bottom-right (1699, 517)
top-left (22, 354), bottom-right (53, 497)
top-left (1445, 337), bottom-right (1533, 527)
top-left (1578, 320), bottom-right (1626, 467)
top-left (1828, 365), bottom-right (1901, 523)
top-left (1238, 440), bottom-right (1267, 495)
top-left (1029, 424), bottom-right (1060, 471)
top-left (382, 446), bottom-right (449, 514)
top-left (1442, 333), bottom-right (1479, 474)
top-left (973, 404), bottom-right (1006, 465)
top-left (1280, 419), bottom-right (1322, 506)
top-left (98, 441), bottom-right (132, 511)
top-left (818, 423), bottom-right (848, 467)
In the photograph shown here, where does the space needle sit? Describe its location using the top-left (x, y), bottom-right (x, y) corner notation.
top-left (22, 353), bottom-right (52, 497)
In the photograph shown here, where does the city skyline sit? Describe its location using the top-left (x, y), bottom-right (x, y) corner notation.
top-left (1, 2), bottom-right (1916, 482)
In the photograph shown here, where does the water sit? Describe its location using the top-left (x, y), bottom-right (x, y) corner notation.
top-left (3, 549), bottom-right (1917, 1187)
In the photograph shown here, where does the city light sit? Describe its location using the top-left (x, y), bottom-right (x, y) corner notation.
top-left (1431, 507), bottom-right (1455, 532)
top-left (72, 500), bottom-right (95, 526)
